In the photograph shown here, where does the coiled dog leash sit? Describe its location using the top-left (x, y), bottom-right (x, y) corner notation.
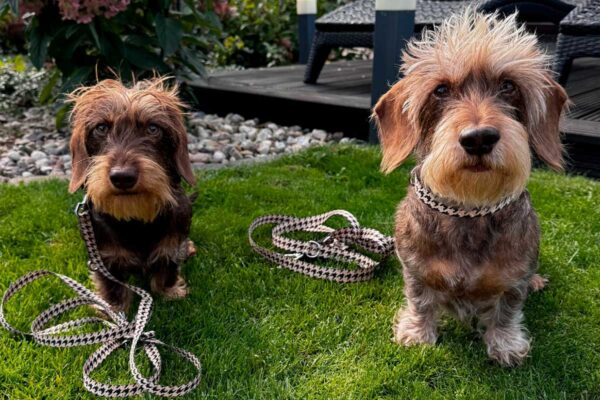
top-left (0, 197), bottom-right (202, 398)
top-left (248, 210), bottom-right (396, 283)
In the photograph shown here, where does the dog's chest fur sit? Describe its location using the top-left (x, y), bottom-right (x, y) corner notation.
top-left (89, 189), bottom-right (192, 270)
top-left (395, 190), bottom-right (540, 300)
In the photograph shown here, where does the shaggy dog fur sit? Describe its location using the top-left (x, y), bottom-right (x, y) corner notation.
top-left (373, 10), bottom-right (567, 366)
top-left (69, 78), bottom-right (197, 311)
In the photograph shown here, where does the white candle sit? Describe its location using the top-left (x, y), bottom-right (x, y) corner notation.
top-left (297, 0), bottom-right (317, 15)
top-left (376, 0), bottom-right (417, 11)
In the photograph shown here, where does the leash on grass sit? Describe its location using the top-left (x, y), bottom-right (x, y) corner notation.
top-left (0, 196), bottom-right (202, 398)
top-left (248, 210), bottom-right (396, 283)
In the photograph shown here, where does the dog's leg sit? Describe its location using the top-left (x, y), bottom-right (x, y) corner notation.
top-left (480, 287), bottom-right (530, 367)
top-left (91, 269), bottom-right (132, 312)
top-left (150, 261), bottom-right (188, 300)
top-left (393, 284), bottom-right (438, 346)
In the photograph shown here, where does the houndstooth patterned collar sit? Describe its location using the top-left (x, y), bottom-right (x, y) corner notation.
top-left (410, 169), bottom-right (520, 218)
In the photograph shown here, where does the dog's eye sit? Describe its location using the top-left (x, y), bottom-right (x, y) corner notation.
top-left (147, 124), bottom-right (162, 137)
top-left (93, 123), bottom-right (109, 137)
top-left (499, 80), bottom-right (516, 95)
top-left (433, 84), bottom-right (450, 98)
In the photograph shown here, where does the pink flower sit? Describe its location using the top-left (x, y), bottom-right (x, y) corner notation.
top-left (58, 0), bottom-right (130, 24)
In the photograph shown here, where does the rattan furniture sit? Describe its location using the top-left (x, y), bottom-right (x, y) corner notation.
top-left (304, 0), bottom-right (579, 84)
top-left (553, 0), bottom-right (600, 84)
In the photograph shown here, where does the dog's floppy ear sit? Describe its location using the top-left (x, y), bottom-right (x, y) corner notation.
top-left (530, 77), bottom-right (568, 171)
top-left (173, 119), bottom-right (196, 186)
top-left (69, 120), bottom-right (89, 193)
top-left (372, 79), bottom-right (419, 174)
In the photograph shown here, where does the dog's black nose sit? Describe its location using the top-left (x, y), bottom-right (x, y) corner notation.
top-left (109, 167), bottom-right (138, 190)
top-left (459, 128), bottom-right (500, 156)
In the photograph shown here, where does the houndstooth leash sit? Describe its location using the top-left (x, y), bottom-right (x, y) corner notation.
top-left (0, 196), bottom-right (202, 398)
top-left (248, 170), bottom-right (520, 282)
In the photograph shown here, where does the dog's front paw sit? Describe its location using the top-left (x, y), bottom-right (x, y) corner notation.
top-left (528, 274), bottom-right (548, 292)
top-left (484, 326), bottom-right (530, 367)
top-left (186, 239), bottom-right (197, 259)
top-left (393, 308), bottom-right (437, 346)
top-left (160, 276), bottom-right (189, 300)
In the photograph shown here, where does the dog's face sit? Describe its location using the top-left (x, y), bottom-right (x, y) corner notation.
top-left (374, 11), bottom-right (567, 207)
top-left (68, 79), bottom-right (195, 222)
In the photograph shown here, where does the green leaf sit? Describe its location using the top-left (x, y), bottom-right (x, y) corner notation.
top-left (88, 24), bottom-right (101, 50)
top-left (179, 47), bottom-right (206, 77)
top-left (60, 66), bottom-right (93, 94)
top-left (124, 34), bottom-right (158, 48)
top-left (39, 69), bottom-right (61, 104)
top-left (28, 19), bottom-right (51, 69)
top-left (55, 103), bottom-right (71, 130)
top-left (155, 14), bottom-right (183, 57)
top-left (123, 44), bottom-right (167, 71)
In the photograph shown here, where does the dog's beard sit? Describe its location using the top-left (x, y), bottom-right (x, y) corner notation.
top-left (86, 155), bottom-right (177, 222)
top-left (421, 116), bottom-right (531, 208)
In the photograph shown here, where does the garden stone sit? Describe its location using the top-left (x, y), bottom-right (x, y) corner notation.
top-left (200, 139), bottom-right (219, 152)
top-left (273, 128), bottom-right (286, 139)
top-left (229, 148), bottom-right (243, 160)
top-left (311, 129), bottom-right (328, 142)
top-left (213, 151), bottom-right (226, 163)
top-left (21, 171), bottom-right (33, 178)
top-left (7, 151), bottom-right (21, 162)
top-left (226, 113), bottom-right (244, 124)
top-left (187, 134), bottom-right (198, 144)
top-left (239, 125), bottom-right (257, 139)
top-left (220, 124), bottom-right (234, 134)
top-left (258, 140), bottom-right (272, 154)
top-left (35, 158), bottom-right (50, 169)
top-left (274, 141), bottom-right (286, 153)
top-left (257, 128), bottom-right (272, 141)
top-left (31, 150), bottom-right (47, 161)
top-left (297, 135), bottom-right (311, 147)
top-left (17, 157), bottom-right (31, 168)
top-left (191, 153), bottom-right (212, 163)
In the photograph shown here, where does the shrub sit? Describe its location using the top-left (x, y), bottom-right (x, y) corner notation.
top-left (0, 54), bottom-right (49, 112)
top-left (211, 0), bottom-right (348, 68)
top-left (1, 0), bottom-right (221, 105)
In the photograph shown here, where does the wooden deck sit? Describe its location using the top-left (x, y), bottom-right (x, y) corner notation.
top-left (188, 58), bottom-right (600, 176)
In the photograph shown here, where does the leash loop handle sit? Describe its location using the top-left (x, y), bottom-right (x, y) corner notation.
top-left (248, 210), bottom-right (395, 283)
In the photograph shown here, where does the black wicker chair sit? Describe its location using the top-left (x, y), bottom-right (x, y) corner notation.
top-left (303, 0), bottom-right (467, 84)
top-left (304, 0), bottom-right (578, 84)
top-left (553, 0), bottom-right (600, 85)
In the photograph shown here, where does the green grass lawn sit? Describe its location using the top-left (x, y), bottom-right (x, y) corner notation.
top-left (0, 145), bottom-right (599, 399)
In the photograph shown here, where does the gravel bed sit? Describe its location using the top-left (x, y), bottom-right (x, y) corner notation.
top-left (0, 107), bottom-right (357, 183)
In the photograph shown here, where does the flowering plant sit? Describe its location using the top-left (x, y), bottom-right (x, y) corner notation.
top-left (57, 0), bottom-right (130, 24)
top-left (1, 0), bottom-right (220, 122)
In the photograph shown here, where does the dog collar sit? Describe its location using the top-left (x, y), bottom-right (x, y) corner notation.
top-left (410, 170), bottom-right (520, 218)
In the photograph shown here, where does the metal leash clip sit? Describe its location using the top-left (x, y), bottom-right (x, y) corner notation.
top-left (74, 194), bottom-right (89, 217)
